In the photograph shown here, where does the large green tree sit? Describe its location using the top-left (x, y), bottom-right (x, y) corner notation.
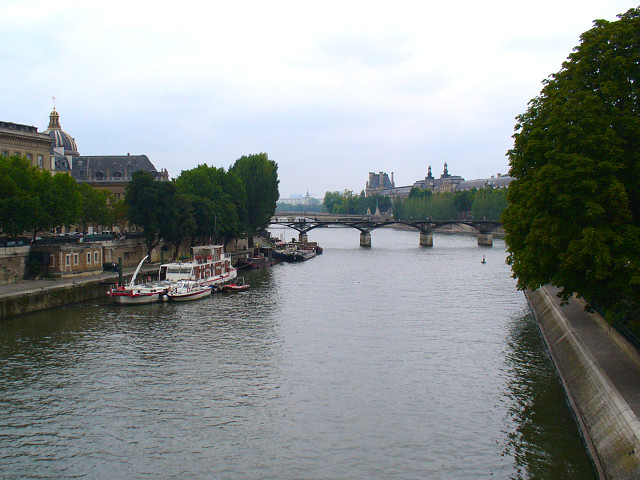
top-left (0, 155), bottom-right (40, 238)
top-left (502, 8), bottom-right (640, 315)
top-left (174, 164), bottom-right (246, 246)
top-left (229, 153), bottom-right (279, 246)
top-left (77, 183), bottom-right (111, 232)
top-left (126, 170), bottom-right (180, 260)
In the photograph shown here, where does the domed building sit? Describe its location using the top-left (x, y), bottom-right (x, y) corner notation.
top-left (40, 106), bottom-right (168, 198)
top-left (43, 107), bottom-right (79, 170)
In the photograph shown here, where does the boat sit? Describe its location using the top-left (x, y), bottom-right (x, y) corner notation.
top-left (236, 246), bottom-right (278, 269)
top-left (166, 280), bottom-right (211, 302)
top-left (158, 245), bottom-right (237, 290)
top-left (273, 242), bottom-right (317, 262)
top-left (107, 256), bottom-right (170, 304)
top-left (221, 277), bottom-right (250, 292)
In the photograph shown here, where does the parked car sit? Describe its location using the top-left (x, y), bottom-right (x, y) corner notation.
top-left (102, 262), bottom-right (120, 272)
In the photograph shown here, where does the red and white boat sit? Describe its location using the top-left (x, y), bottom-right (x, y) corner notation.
top-left (221, 276), bottom-right (250, 292)
top-left (166, 280), bottom-right (211, 302)
top-left (158, 245), bottom-right (237, 290)
top-left (107, 256), bottom-right (170, 304)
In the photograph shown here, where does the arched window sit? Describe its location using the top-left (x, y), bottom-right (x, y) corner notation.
top-left (113, 171), bottom-right (122, 178)
top-left (95, 171), bottom-right (104, 179)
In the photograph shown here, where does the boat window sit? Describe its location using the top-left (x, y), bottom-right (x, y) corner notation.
top-left (167, 267), bottom-right (192, 275)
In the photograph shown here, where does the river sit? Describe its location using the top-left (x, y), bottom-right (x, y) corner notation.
top-left (0, 227), bottom-right (596, 479)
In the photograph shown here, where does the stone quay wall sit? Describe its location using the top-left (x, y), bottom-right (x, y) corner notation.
top-left (0, 267), bottom-right (157, 321)
top-left (526, 287), bottom-right (640, 480)
top-left (0, 246), bottom-right (30, 286)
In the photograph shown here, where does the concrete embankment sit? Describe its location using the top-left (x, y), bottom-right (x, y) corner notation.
top-left (526, 286), bottom-right (640, 480)
top-left (0, 266), bottom-right (157, 320)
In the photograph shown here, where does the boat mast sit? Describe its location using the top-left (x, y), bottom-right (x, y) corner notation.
top-left (129, 255), bottom-right (149, 286)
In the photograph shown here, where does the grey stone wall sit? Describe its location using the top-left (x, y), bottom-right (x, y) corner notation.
top-left (527, 287), bottom-right (640, 480)
top-left (0, 247), bottom-right (29, 286)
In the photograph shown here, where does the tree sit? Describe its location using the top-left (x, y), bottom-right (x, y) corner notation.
top-left (470, 189), bottom-right (508, 220)
top-left (323, 191), bottom-right (342, 213)
top-left (30, 169), bottom-right (81, 239)
top-left (0, 155), bottom-right (39, 238)
top-left (164, 193), bottom-right (196, 258)
top-left (229, 153), bottom-right (279, 247)
top-left (174, 164), bottom-right (246, 247)
top-left (502, 7), bottom-right (640, 316)
top-left (126, 170), bottom-right (178, 260)
top-left (77, 183), bottom-right (111, 232)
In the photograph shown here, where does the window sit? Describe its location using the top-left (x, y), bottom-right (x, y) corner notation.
top-left (26, 153), bottom-right (32, 162)
top-left (1, 150), bottom-right (7, 157)
top-left (95, 171), bottom-right (104, 179)
top-left (87, 253), bottom-right (92, 264)
top-left (74, 254), bottom-right (79, 265)
top-left (113, 171), bottom-right (122, 178)
top-left (94, 252), bottom-right (99, 263)
top-left (65, 254), bottom-right (71, 266)
top-left (37, 155), bottom-right (43, 167)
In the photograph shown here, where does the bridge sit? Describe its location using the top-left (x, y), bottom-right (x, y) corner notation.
top-left (270, 213), bottom-right (502, 247)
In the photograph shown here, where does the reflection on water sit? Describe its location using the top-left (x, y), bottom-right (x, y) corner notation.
top-left (0, 228), bottom-right (595, 479)
top-left (503, 312), bottom-right (596, 479)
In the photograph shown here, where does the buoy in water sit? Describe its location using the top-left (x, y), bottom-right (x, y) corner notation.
top-left (481, 255), bottom-right (486, 264)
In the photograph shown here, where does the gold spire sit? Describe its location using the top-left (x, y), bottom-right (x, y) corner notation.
top-left (48, 107), bottom-right (61, 130)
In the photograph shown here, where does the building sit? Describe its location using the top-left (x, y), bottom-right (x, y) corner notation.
top-left (365, 163), bottom-right (465, 198)
top-left (43, 107), bottom-right (79, 171)
top-left (456, 173), bottom-right (514, 191)
top-left (44, 107), bottom-right (168, 198)
top-left (0, 121), bottom-right (54, 170)
top-left (71, 155), bottom-right (169, 200)
top-left (365, 171), bottom-right (395, 196)
top-left (413, 163), bottom-right (464, 192)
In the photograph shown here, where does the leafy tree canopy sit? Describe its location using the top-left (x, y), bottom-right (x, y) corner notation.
top-left (125, 170), bottom-right (179, 259)
top-left (229, 153), bottom-right (279, 245)
top-left (502, 7), bottom-right (640, 314)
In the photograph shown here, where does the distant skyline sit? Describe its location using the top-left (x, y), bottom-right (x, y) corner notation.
top-left (0, 1), bottom-right (633, 198)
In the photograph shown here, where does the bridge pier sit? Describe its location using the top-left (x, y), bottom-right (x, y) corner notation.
top-left (419, 232), bottom-right (433, 247)
top-left (360, 232), bottom-right (371, 248)
top-left (299, 233), bottom-right (308, 243)
top-left (478, 234), bottom-right (493, 247)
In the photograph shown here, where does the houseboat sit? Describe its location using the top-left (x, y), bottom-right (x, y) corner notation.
top-left (158, 245), bottom-right (237, 290)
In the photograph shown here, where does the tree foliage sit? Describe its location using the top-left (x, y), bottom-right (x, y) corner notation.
top-left (0, 154), bottom-right (110, 239)
top-left (391, 188), bottom-right (507, 221)
top-left (229, 153), bottom-right (279, 246)
top-left (323, 191), bottom-right (391, 215)
top-left (174, 163), bottom-right (246, 246)
top-left (126, 170), bottom-right (180, 259)
top-left (502, 7), bottom-right (640, 315)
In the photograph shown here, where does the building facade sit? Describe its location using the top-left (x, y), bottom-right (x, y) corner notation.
top-left (71, 155), bottom-right (169, 200)
top-left (365, 171), bottom-right (395, 196)
top-left (0, 121), bottom-right (54, 170)
top-left (413, 163), bottom-right (465, 192)
top-left (366, 163), bottom-right (465, 198)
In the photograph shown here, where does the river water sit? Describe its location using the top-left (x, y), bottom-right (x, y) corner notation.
top-left (0, 227), bottom-right (596, 479)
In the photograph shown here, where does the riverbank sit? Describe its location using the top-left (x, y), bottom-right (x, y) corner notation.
top-left (526, 286), bottom-right (640, 480)
top-left (0, 264), bottom-right (158, 320)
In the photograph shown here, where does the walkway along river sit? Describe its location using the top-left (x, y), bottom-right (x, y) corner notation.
top-left (0, 227), bottom-right (596, 479)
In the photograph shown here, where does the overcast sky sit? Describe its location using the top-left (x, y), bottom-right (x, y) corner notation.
top-left (1, 0), bottom-right (633, 198)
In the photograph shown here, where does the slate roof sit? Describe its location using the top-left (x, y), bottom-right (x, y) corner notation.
top-left (456, 175), bottom-right (514, 190)
top-left (71, 155), bottom-right (160, 182)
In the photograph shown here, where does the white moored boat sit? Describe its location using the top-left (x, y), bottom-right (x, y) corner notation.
top-left (107, 256), bottom-right (170, 305)
top-left (166, 280), bottom-right (211, 302)
top-left (158, 245), bottom-right (237, 290)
